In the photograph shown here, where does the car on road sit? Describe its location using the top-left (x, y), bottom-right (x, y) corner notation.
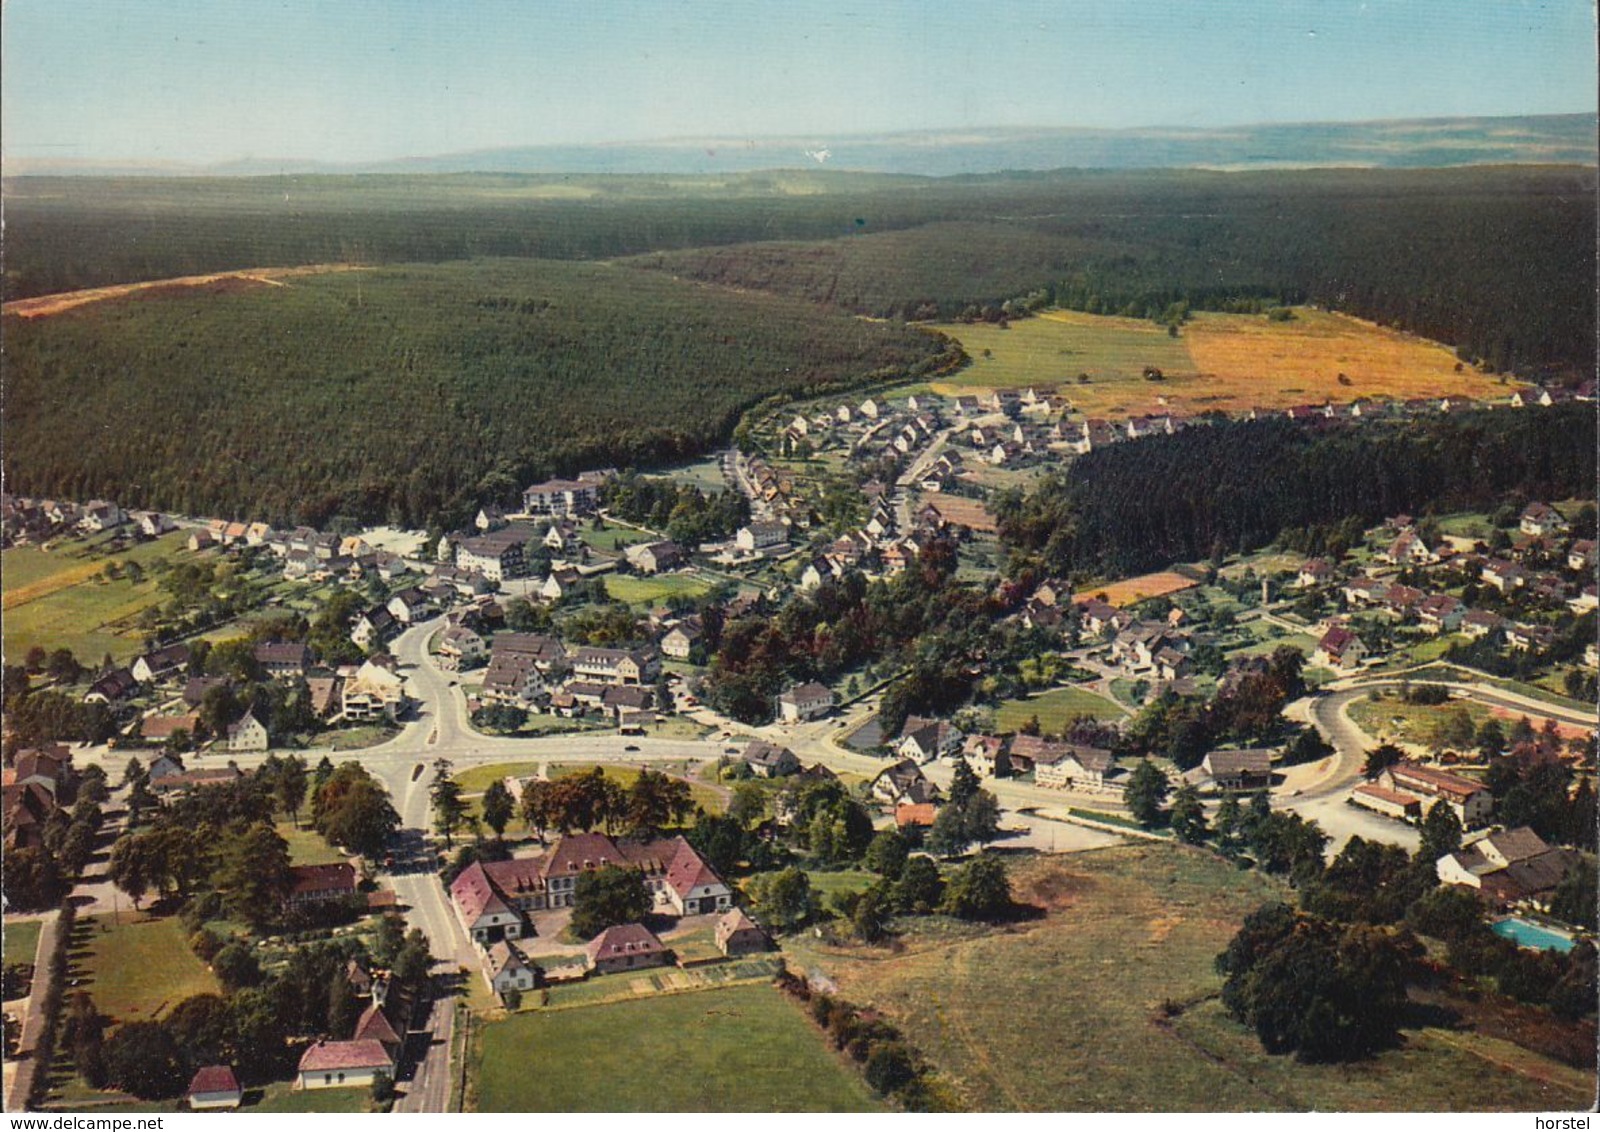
top-left (725, 746), bottom-right (740, 754)
top-left (624, 744), bottom-right (640, 752)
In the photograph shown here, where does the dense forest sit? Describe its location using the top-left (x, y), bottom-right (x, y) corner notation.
top-left (5, 165), bottom-right (1594, 374)
top-left (994, 405), bottom-right (1597, 581)
top-left (1, 259), bottom-right (949, 527)
top-left (637, 167), bottom-right (1596, 375)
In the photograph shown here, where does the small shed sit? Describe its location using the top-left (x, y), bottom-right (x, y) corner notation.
top-left (186, 1065), bottom-right (242, 1110)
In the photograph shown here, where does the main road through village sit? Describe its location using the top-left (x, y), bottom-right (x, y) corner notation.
top-left (58, 615), bottom-right (1596, 1111)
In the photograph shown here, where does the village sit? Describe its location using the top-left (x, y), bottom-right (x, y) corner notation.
top-left (3, 375), bottom-right (1595, 1114)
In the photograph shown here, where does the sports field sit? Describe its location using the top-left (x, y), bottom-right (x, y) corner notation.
top-left (930, 308), bottom-right (1512, 418)
top-left (471, 983), bottom-right (883, 1111)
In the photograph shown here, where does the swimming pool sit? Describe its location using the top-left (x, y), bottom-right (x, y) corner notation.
top-left (1491, 917), bottom-right (1576, 953)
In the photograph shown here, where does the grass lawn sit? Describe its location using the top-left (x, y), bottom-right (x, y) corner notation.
top-left (277, 821), bottom-right (345, 867)
top-left (245, 1081), bottom-right (374, 1113)
top-left (455, 761), bottom-right (544, 795)
top-left (325, 723), bottom-right (400, 751)
top-left (649, 456), bottom-right (729, 494)
top-left (1227, 631), bottom-right (1322, 661)
top-left (472, 983), bottom-right (883, 1112)
top-left (79, 912), bottom-right (219, 1023)
top-left (803, 869), bottom-right (877, 904)
top-left (604, 572), bottom-right (715, 606)
top-left (1108, 677), bottom-right (1146, 708)
top-left (581, 525), bottom-right (652, 553)
top-left (644, 716), bottom-right (715, 740)
top-left (995, 686), bottom-right (1126, 732)
top-left (2, 532), bottom-right (195, 663)
top-left (1346, 694), bottom-right (1489, 747)
top-left (3, 918), bottom-right (42, 967)
top-left (1435, 512), bottom-right (1494, 540)
top-left (780, 845), bottom-right (1591, 1111)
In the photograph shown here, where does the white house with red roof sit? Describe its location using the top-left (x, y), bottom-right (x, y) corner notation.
top-left (297, 1039), bottom-right (395, 1090)
top-left (185, 1065), bottom-right (242, 1110)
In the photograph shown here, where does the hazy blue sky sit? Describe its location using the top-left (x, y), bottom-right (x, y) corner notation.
top-left (3, 0), bottom-right (1595, 164)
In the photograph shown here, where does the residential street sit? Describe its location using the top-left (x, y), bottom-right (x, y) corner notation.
top-left (46, 614), bottom-right (1598, 1110)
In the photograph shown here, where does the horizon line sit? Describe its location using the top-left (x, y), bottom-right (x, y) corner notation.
top-left (3, 109), bottom-right (1596, 175)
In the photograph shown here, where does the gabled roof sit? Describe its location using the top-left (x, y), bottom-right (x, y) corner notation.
top-left (186, 1065), bottom-right (240, 1097)
top-left (1204, 749), bottom-right (1273, 777)
top-left (715, 907), bottom-right (764, 943)
top-left (353, 1001), bottom-right (402, 1047)
top-left (541, 831), bottom-right (626, 877)
top-left (450, 861), bottom-right (515, 923)
top-left (297, 1039), bottom-right (393, 1073)
top-left (254, 640), bottom-right (310, 665)
top-left (662, 836), bottom-right (725, 898)
top-left (586, 922), bottom-right (664, 962)
top-left (290, 862), bottom-right (357, 896)
top-left (743, 739), bottom-right (797, 770)
top-left (486, 940), bottom-right (531, 977)
top-left (778, 681), bottom-right (832, 704)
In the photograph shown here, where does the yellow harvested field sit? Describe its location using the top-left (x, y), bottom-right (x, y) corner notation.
top-left (1181, 309), bottom-right (1510, 409)
top-left (1074, 570), bottom-right (1198, 607)
top-left (928, 307), bottom-right (1516, 418)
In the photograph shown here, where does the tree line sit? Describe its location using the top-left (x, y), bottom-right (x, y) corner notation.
top-left (996, 406), bottom-right (1596, 582)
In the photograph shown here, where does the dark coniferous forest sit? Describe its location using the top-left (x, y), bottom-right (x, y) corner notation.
top-left (994, 406), bottom-right (1598, 580)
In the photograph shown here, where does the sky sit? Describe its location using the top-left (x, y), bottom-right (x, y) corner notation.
top-left (3, 0), bottom-right (1596, 166)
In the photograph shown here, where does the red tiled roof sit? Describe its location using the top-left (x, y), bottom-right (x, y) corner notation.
top-left (353, 1002), bottom-right (401, 1047)
top-left (540, 831), bottom-right (626, 877)
top-left (450, 861), bottom-right (513, 924)
top-left (662, 836), bottom-right (724, 899)
top-left (289, 862), bottom-right (357, 896)
top-left (297, 1039), bottom-right (393, 1073)
top-left (1353, 783), bottom-right (1420, 808)
top-left (482, 856), bottom-right (547, 897)
top-left (186, 1065), bottom-right (240, 1096)
top-left (586, 922), bottom-right (664, 962)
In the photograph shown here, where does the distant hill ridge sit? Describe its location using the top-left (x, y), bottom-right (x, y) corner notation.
top-left (7, 113), bottom-right (1595, 178)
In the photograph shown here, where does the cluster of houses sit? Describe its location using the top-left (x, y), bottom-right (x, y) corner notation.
top-left (1304, 505), bottom-right (1598, 672)
top-left (448, 830), bottom-right (769, 1002)
top-left (781, 394), bottom-right (940, 465)
top-left (799, 500), bottom-right (953, 591)
top-left (0, 497), bottom-right (187, 547)
top-left (115, 638), bottom-right (408, 750)
top-left (470, 632), bottom-right (661, 724)
top-left (736, 451), bottom-right (804, 528)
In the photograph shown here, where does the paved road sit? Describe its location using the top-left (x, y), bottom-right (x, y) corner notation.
top-left (4, 910), bottom-right (61, 1111)
top-left (1281, 687), bottom-right (1421, 853)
